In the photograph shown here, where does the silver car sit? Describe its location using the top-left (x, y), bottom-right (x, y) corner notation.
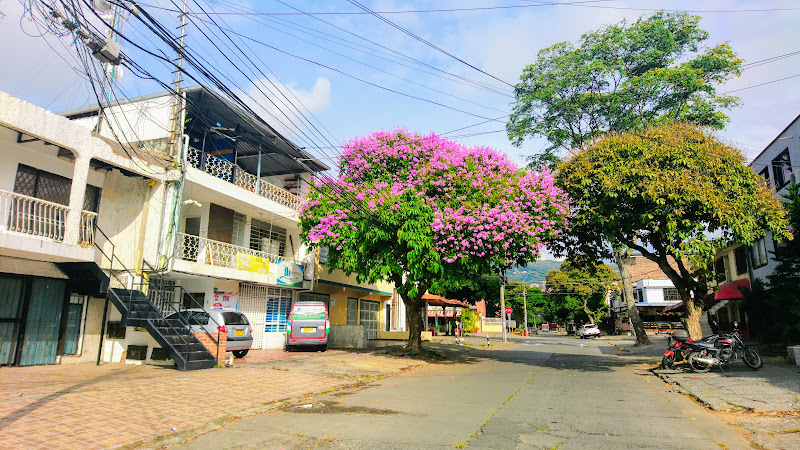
top-left (167, 309), bottom-right (253, 358)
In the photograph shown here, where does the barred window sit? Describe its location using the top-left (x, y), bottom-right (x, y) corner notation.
top-left (250, 219), bottom-right (286, 257)
top-left (663, 288), bottom-right (681, 302)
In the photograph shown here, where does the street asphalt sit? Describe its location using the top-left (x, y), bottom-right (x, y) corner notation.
top-left (175, 334), bottom-right (752, 449)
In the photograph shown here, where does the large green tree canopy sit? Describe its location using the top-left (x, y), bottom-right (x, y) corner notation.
top-left (507, 11), bottom-right (741, 162)
top-left (545, 261), bottom-right (619, 325)
top-left (556, 122), bottom-right (788, 338)
top-left (300, 128), bottom-right (570, 349)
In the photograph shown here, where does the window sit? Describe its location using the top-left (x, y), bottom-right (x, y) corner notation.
top-left (758, 166), bottom-right (771, 185)
top-left (231, 212), bottom-right (246, 247)
top-left (347, 298), bottom-right (358, 325)
top-left (773, 238), bottom-right (789, 260)
top-left (250, 219), bottom-right (286, 257)
top-left (14, 164), bottom-right (71, 205)
top-left (771, 149), bottom-right (792, 190)
top-left (663, 288), bottom-right (681, 302)
top-left (265, 287), bottom-right (292, 332)
top-left (714, 256), bottom-right (730, 282)
top-left (751, 238), bottom-right (769, 268)
top-left (734, 246), bottom-right (748, 275)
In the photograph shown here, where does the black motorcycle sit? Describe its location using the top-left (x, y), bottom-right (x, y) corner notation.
top-left (685, 322), bottom-right (762, 373)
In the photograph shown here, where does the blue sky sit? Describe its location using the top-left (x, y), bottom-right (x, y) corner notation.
top-left (1, 0), bottom-right (799, 169)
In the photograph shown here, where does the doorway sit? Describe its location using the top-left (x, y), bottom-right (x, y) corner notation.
top-left (360, 300), bottom-right (380, 340)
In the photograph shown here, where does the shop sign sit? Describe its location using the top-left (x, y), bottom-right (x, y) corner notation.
top-left (237, 253), bottom-right (268, 274)
top-left (212, 292), bottom-right (238, 311)
top-left (276, 260), bottom-right (304, 287)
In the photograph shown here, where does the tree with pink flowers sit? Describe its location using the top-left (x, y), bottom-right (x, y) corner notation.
top-left (300, 128), bottom-right (570, 351)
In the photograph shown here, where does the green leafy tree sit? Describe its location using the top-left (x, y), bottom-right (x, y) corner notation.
top-left (556, 123), bottom-right (789, 340)
top-left (507, 11), bottom-right (743, 343)
top-left (743, 183), bottom-right (799, 345)
top-left (460, 308), bottom-right (479, 334)
top-left (300, 129), bottom-right (570, 351)
top-left (507, 11), bottom-right (741, 160)
top-left (545, 261), bottom-right (619, 325)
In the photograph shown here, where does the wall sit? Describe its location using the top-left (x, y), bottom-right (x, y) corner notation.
top-left (71, 96), bottom-right (173, 147)
top-left (95, 169), bottom-right (158, 270)
top-left (0, 256), bottom-right (67, 279)
top-left (329, 325), bottom-right (366, 349)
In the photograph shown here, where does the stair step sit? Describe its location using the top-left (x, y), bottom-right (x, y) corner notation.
top-left (181, 360), bottom-right (217, 371)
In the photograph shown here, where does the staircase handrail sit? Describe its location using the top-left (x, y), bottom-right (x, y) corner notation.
top-left (140, 259), bottom-right (223, 361)
top-left (93, 226), bottom-right (220, 364)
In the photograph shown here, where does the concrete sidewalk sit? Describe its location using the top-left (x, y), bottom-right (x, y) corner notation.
top-left (0, 348), bottom-right (426, 449)
top-left (655, 355), bottom-right (800, 449)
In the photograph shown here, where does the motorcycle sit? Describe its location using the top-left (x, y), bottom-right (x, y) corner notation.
top-left (661, 330), bottom-right (693, 369)
top-left (686, 322), bottom-right (763, 373)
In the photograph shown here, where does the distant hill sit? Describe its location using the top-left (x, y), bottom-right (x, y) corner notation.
top-left (507, 260), bottom-right (563, 286)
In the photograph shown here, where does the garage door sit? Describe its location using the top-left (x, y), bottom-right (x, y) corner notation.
top-left (238, 283), bottom-right (267, 349)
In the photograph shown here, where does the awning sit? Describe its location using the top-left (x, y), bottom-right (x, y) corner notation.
top-left (662, 278), bottom-right (751, 313)
top-left (422, 293), bottom-right (469, 308)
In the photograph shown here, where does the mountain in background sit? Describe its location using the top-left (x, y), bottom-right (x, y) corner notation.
top-left (507, 260), bottom-right (563, 286)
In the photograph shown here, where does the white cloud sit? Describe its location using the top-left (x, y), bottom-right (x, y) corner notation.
top-left (240, 76), bottom-right (332, 139)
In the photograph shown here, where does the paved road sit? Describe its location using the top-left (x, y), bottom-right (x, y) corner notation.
top-left (176, 336), bottom-right (750, 449)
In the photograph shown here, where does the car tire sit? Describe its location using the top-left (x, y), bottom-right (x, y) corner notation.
top-left (232, 350), bottom-right (248, 358)
top-left (319, 344), bottom-right (328, 352)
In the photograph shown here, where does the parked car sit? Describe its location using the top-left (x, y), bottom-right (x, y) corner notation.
top-left (578, 323), bottom-right (601, 338)
top-left (166, 309), bottom-right (253, 358)
top-left (286, 301), bottom-right (329, 351)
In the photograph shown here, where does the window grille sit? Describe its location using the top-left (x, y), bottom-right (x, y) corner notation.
top-left (663, 288), bottom-right (681, 302)
top-left (265, 287), bottom-right (292, 332)
top-left (772, 149), bottom-right (792, 190)
top-left (250, 219), bottom-right (286, 258)
top-left (14, 164), bottom-right (71, 205)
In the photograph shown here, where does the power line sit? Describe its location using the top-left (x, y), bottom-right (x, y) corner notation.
top-left (722, 73), bottom-right (800, 94)
top-left (345, 0), bottom-right (513, 88)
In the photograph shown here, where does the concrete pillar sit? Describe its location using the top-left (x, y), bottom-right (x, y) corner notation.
top-left (65, 155), bottom-right (91, 246)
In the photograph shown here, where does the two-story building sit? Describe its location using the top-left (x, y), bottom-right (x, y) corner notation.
top-left (62, 86), bottom-right (331, 353)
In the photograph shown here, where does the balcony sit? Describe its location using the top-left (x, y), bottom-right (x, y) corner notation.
top-left (173, 232), bottom-right (304, 286)
top-left (0, 189), bottom-right (97, 262)
top-left (186, 147), bottom-right (302, 210)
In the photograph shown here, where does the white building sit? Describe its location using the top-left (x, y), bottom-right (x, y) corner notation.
top-left (746, 113), bottom-right (800, 281)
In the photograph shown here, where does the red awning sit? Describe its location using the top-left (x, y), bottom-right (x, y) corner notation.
top-left (661, 278), bottom-right (751, 313)
top-left (713, 278), bottom-right (751, 300)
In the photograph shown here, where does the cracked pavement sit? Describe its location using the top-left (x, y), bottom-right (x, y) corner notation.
top-left (175, 335), bottom-right (749, 449)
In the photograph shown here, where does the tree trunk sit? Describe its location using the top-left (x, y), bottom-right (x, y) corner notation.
top-left (684, 295), bottom-right (704, 341)
top-left (615, 248), bottom-right (651, 345)
top-left (403, 294), bottom-right (423, 352)
top-left (582, 298), bottom-right (594, 324)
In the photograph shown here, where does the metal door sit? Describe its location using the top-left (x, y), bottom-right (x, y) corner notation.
top-left (359, 300), bottom-right (380, 340)
top-left (238, 283), bottom-right (267, 349)
top-left (19, 278), bottom-right (66, 366)
top-left (0, 276), bottom-right (24, 365)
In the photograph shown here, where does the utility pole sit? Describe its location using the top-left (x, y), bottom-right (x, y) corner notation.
top-left (499, 269), bottom-right (507, 343)
top-left (169, 0), bottom-right (188, 160)
top-left (96, 3), bottom-right (124, 134)
top-left (523, 284), bottom-right (528, 336)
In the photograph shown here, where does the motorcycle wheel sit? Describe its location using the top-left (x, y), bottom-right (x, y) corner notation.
top-left (687, 351), bottom-right (712, 373)
top-left (742, 348), bottom-right (763, 370)
top-left (661, 354), bottom-right (675, 370)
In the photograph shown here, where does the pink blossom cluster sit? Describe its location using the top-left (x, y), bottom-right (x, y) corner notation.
top-left (299, 128), bottom-right (570, 266)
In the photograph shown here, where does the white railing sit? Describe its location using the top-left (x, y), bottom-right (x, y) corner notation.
top-left (80, 211), bottom-right (97, 247)
top-left (186, 147), bottom-right (302, 210)
top-left (175, 232), bottom-right (289, 270)
top-left (0, 189), bottom-right (69, 242)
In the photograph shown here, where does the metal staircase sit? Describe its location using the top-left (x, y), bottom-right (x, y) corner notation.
top-left (87, 227), bottom-right (221, 371)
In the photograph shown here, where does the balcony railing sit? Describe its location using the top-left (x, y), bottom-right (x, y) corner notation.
top-left (1, 189), bottom-right (69, 242)
top-left (186, 147), bottom-right (302, 210)
top-left (175, 232), bottom-right (290, 271)
top-left (80, 211), bottom-right (98, 247)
